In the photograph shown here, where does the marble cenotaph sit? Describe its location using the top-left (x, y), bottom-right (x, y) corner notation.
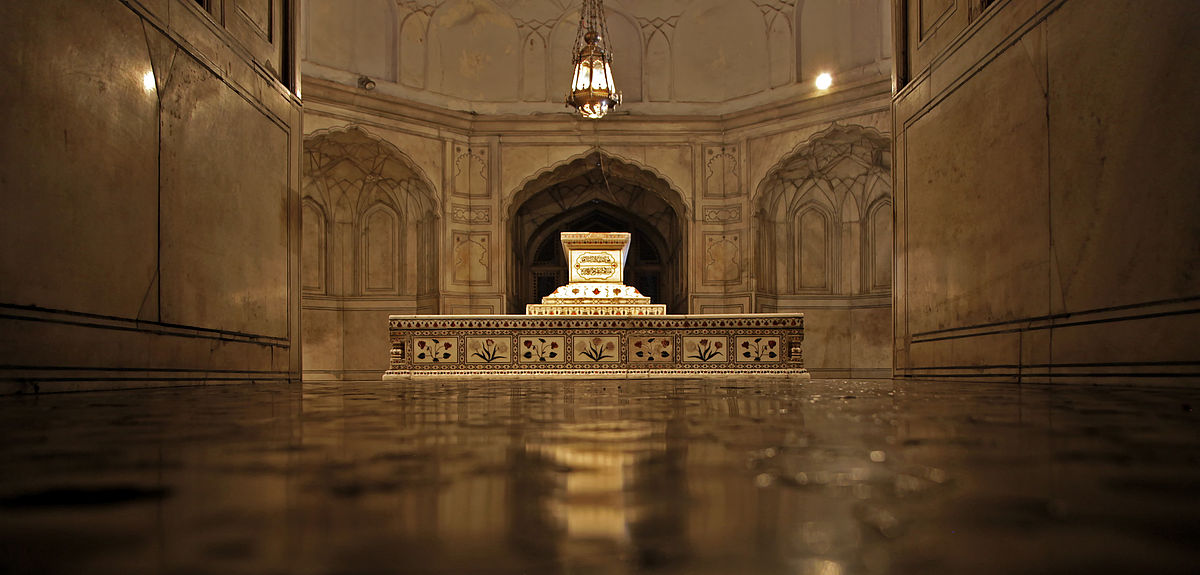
top-left (526, 232), bottom-right (665, 316)
top-left (384, 232), bottom-right (808, 379)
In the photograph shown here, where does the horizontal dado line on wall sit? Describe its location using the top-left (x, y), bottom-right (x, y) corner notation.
top-left (902, 361), bottom-right (1200, 371)
top-left (910, 296), bottom-right (1200, 343)
top-left (897, 371), bottom-right (1200, 382)
top-left (0, 373), bottom-right (291, 395)
top-left (302, 369), bottom-right (383, 381)
top-left (0, 304), bottom-right (289, 347)
top-left (1, 366), bottom-right (291, 375)
top-left (808, 368), bottom-right (891, 379)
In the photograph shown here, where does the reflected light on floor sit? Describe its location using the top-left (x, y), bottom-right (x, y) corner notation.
top-left (1, 379), bottom-right (1198, 574)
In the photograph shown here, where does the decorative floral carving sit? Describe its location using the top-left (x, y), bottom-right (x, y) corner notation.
top-left (685, 337), bottom-right (724, 362)
top-left (414, 338), bottom-right (455, 362)
top-left (631, 337), bottom-right (672, 362)
top-left (467, 338), bottom-right (507, 363)
top-left (737, 337), bottom-right (780, 362)
top-left (451, 204), bottom-right (490, 224)
top-left (521, 337), bottom-right (561, 362)
top-left (576, 336), bottom-right (617, 362)
top-left (703, 205), bottom-right (742, 223)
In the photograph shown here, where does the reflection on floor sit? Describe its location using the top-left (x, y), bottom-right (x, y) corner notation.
top-left (0, 379), bottom-right (1197, 574)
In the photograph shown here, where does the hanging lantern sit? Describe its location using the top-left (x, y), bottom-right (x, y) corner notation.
top-left (566, 0), bottom-right (620, 119)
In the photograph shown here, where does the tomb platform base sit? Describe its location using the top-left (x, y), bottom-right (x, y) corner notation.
top-left (383, 313), bottom-right (809, 380)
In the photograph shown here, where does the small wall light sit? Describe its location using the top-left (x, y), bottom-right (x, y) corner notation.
top-left (815, 72), bottom-right (833, 90)
top-left (358, 76), bottom-right (376, 91)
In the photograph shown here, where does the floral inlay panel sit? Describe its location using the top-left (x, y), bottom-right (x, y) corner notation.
top-left (465, 337), bottom-right (510, 363)
top-left (574, 336), bottom-right (620, 362)
top-left (630, 336), bottom-right (673, 362)
top-left (413, 337), bottom-right (457, 363)
top-left (734, 336), bottom-right (781, 362)
top-left (683, 336), bottom-right (726, 363)
top-left (519, 336), bottom-right (565, 363)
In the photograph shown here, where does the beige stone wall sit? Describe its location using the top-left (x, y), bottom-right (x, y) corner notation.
top-left (892, 0), bottom-right (1200, 383)
top-left (300, 74), bottom-right (894, 378)
top-left (0, 0), bottom-right (302, 392)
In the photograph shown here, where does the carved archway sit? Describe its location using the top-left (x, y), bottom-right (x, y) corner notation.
top-left (302, 126), bottom-right (440, 298)
top-left (301, 126), bottom-right (441, 378)
top-left (508, 152), bottom-right (688, 313)
top-left (753, 123), bottom-right (891, 300)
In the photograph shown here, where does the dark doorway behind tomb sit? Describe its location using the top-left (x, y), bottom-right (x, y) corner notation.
top-left (509, 153), bottom-right (687, 314)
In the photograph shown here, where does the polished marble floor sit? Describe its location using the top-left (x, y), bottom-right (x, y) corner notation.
top-left (0, 379), bottom-right (1197, 574)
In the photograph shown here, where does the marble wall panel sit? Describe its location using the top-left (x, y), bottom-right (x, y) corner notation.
top-left (452, 233), bottom-right (491, 285)
top-left (0, 0), bottom-right (159, 318)
top-left (1045, 0), bottom-right (1200, 314)
top-left (799, 309), bottom-right (851, 376)
top-left (905, 40), bottom-right (1049, 335)
top-left (1050, 313), bottom-right (1200, 371)
top-left (301, 307), bottom-right (342, 376)
top-left (1, 0), bottom-right (300, 390)
top-left (342, 310), bottom-right (392, 373)
top-left (453, 145), bottom-right (490, 197)
top-left (702, 234), bottom-right (742, 285)
top-left (703, 145), bottom-right (740, 198)
top-left (160, 51), bottom-right (290, 339)
top-left (850, 307), bottom-right (892, 374)
top-left (908, 331), bottom-right (1021, 373)
top-left (894, 0), bottom-right (1200, 381)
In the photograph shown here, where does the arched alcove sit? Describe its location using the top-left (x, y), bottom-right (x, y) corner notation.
top-left (301, 126), bottom-right (440, 378)
top-left (752, 123), bottom-right (892, 376)
top-left (507, 152), bottom-right (688, 313)
top-left (755, 124), bottom-right (891, 297)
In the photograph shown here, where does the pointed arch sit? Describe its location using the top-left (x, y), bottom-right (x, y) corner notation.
top-left (753, 123), bottom-right (890, 299)
top-left (864, 198), bottom-right (893, 293)
top-left (505, 148), bottom-right (689, 221)
top-left (768, 12), bottom-right (793, 88)
top-left (399, 11), bottom-right (430, 89)
top-left (301, 198), bottom-right (329, 294)
top-left (359, 201), bottom-right (402, 294)
top-left (302, 125), bottom-right (441, 299)
top-left (507, 151), bottom-right (690, 313)
top-left (645, 29), bottom-right (672, 101)
top-left (520, 29), bottom-right (547, 101)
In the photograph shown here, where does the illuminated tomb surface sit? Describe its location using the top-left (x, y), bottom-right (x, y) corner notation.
top-left (1, 379), bottom-right (1198, 574)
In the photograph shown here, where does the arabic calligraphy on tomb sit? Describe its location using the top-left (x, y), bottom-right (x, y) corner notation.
top-left (573, 252), bottom-right (619, 280)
